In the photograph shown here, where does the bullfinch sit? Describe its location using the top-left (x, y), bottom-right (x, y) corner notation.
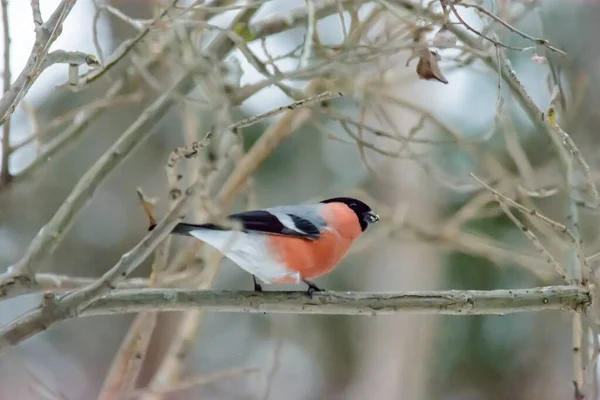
top-left (169, 197), bottom-right (380, 294)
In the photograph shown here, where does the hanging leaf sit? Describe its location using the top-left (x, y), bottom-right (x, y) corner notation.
top-left (416, 50), bottom-right (449, 84)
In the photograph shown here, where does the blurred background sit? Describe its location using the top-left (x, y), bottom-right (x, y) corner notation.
top-left (0, 0), bottom-right (599, 399)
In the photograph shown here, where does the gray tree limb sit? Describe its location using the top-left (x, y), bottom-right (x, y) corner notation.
top-left (0, 285), bottom-right (590, 353)
top-left (0, 0), bottom-right (76, 126)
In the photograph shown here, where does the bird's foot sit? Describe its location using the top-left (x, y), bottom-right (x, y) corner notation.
top-left (253, 275), bottom-right (263, 292)
top-left (303, 279), bottom-right (324, 298)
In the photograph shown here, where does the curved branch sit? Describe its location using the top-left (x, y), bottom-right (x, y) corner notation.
top-left (0, 0), bottom-right (76, 127)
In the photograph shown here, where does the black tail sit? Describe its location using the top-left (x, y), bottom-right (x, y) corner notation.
top-left (169, 222), bottom-right (223, 236)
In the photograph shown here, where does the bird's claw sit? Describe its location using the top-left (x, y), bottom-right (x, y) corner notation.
top-left (253, 275), bottom-right (263, 292)
top-left (303, 280), bottom-right (324, 298)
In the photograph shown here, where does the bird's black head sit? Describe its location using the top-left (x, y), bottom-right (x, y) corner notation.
top-left (320, 197), bottom-right (380, 231)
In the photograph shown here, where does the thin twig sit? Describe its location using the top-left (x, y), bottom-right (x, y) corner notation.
top-left (10, 66), bottom-right (199, 278)
top-left (12, 80), bottom-right (125, 181)
top-left (96, 189), bottom-right (171, 400)
top-left (0, 174), bottom-right (205, 354)
top-left (142, 82), bottom-right (329, 399)
top-left (0, 0), bottom-right (77, 126)
top-left (495, 194), bottom-right (567, 281)
top-left (299, 0), bottom-right (315, 68)
top-left (549, 106), bottom-right (600, 210)
top-left (64, 0), bottom-right (179, 91)
top-left (96, 312), bottom-right (157, 400)
top-left (10, 91), bottom-right (143, 153)
top-left (574, 312), bottom-right (585, 399)
top-left (2, 0), bottom-right (352, 186)
top-left (0, 0), bottom-right (10, 185)
top-left (470, 173), bottom-right (576, 238)
top-left (165, 90), bottom-right (343, 199)
top-left (455, 2), bottom-right (565, 55)
top-left (1, 0), bottom-right (338, 299)
top-left (129, 367), bottom-right (259, 398)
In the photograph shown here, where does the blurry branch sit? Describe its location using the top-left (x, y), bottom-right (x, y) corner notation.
top-left (445, 1), bottom-right (564, 54)
top-left (12, 81), bottom-right (126, 180)
top-left (96, 312), bottom-right (156, 400)
top-left (63, 0), bottom-right (178, 91)
top-left (138, 102), bottom-right (226, 399)
top-left (1, 5), bottom-right (259, 293)
top-left (454, 1), bottom-right (565, 55)
top-left (141, 253), bottom-right (221, 400)
top-left (0, 97), bottom-right (333, 352)
top-left (413, 1), bottom-right (596, 393)
top-left (0, 17), bottom-right (262, 350)
top-left (0, 0), bottom-right (76, 127)
top-left (96, 179), bottom-right (181, 396)
top-left (0, 173), bottom-right (204, 354)
top-left (96, 190), bottom-right (163, 400)
top-left (9, 66), bottom-right (198, 278)
top-left (130, 367), bottom-right (259, 398)
top-left (249, 0), bottom-right (367, 39)
top-left (1, 0), bottom-right (10, 185)
top-left (143, 82), bottom-right (334, 400)
top-left (0, 271), bottom-right (191, 295)
top-left (41, 49), bottom-right (99, 69)
top-left (10, 91), bottom-right (143, 153)
top-left (166, 90), bottom-right (341, 198)
top-left (470, 173), bottom-right (571, 282)
top-left (0, 0), bottom-right (351, 185)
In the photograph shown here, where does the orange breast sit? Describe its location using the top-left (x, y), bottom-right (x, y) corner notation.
top-left (267, 203), bottom-right (362, 282)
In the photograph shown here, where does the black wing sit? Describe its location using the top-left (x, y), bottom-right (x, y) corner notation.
top-left (171, 210), bottom-right (320, 240)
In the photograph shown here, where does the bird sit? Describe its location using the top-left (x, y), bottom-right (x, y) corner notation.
top-left (168, 197), bottom-right (380, 294)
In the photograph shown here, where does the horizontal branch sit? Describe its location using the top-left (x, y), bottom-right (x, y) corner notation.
top-left (42, 50), bottom-right (99, 69)
top-left (82, 286), bottom-right (592, 316)
top-left (0, 271), bottom-right (185, 298)
top-left (0, 285), bottom-right (589, 352)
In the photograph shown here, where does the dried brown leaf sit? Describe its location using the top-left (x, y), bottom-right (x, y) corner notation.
top-left (416, 50), bottom-right (448, 84)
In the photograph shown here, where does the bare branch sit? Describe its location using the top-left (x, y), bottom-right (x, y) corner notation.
top-left (2, 0), bottom-right (352, 185)
top-left (131, 367), bottom-right (259, 398)
top-left (30, 0), bottom-right (42, 29)
top-left (0, 285), bottom-right (590, 353)
top-left (64, 0), bottom-right (178, 91)
top-left (0, 175), bottom-right (204, 353)
top-left (42, 50), bottom-right (99, 69)
top-left (0, 0), bottom-right (77, 127)
top-left (96, 312), bottom-right (157, 400)
top-left (0, 271), bottom-right (191, 297)
top-left (455, 2), bottom-right (566, 55)
top-left (10, 66), bottom-right (197, 278)
top-left (85, 286), bottom-right (591, 316)
top-left (1, 0), bottom-right (10, 185)
top-left (165, 90), bottom-right (343, 200)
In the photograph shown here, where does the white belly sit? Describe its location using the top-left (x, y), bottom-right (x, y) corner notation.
top-left (188, 230), bottom-right (300, 284)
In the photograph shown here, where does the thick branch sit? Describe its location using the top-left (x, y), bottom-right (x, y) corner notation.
top-left (0, 286), bottom-right (589, 352)
top-left (84, 286), bottom-right (592, 316)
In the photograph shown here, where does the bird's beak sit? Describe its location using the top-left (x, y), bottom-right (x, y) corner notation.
top-left (364, 211), bottom-right (380, 224)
